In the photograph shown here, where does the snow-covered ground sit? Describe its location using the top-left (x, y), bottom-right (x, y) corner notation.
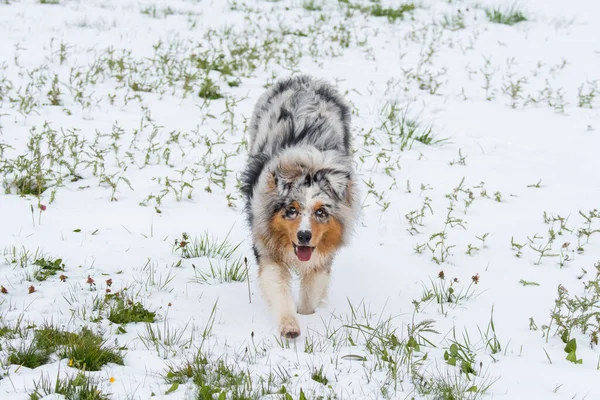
top-left (1, 0), bottom-right (599, 398)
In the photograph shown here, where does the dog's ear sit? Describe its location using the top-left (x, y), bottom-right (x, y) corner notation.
top-left (344, 179), bottom-right (354, 206)
top-left (319, 170), bottom-right (350, 202)
top-left (272, 161), bottom-right (303, 197)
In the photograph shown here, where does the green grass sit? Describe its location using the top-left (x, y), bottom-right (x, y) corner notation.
top-left (39, 0), bottom-right (59, 4)
top-left (30, 372), bottom-right (109, 400)
top-left (7, 339), bottom-right (51, 369)
top-left (302, 0), bottom-right (322, 11)
top-left (7, 325), bottom-right (123, 371)
top-left (485, 6), bottom-right (527, 25)
top-left (192, 258), bottom-right (248, 285)
top-left (311, 366), bottom-right (328, 385)
top-left (165, 353), bottom-right (255, 399)
top-left (173, 231), bottom-right (241, 260)
top-left (107, 293), bottom-right (156, 324)
top-left (198, 77), bottom-right (223, 100)
top-left (35, 324), bottom-right (78, 351)
top-left (369, 4), bottom-right (415, 22)
top-left (7, 324), bottom-right (74, 368)
top-left (32, 257), bottom-right (65, 281)
top-left (0, 315), bottom-right (25, 339)
top-left (59, 328), bottom-right (124, 371)
top-left (414, 369), bottom-right (496, 400)
top-left (380, 102), bottom-right (446, 151)
top-left (340, 1), bottom-right (416, 22)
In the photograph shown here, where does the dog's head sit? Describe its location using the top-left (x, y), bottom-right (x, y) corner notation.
top-left (258, 147), bottom-right (355, 263)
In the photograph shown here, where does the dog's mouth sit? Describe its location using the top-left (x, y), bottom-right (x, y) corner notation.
top-left (293, 244), bottom-right (314, 262)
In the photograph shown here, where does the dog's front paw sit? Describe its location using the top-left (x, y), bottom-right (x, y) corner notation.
top-left (297, 304), bottom-right (315, 315)
top-left (279, 315), bottom-right (301, 339)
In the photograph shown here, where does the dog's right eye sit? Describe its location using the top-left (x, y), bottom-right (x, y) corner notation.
top-left (285, 206), bottom-right (298, 218)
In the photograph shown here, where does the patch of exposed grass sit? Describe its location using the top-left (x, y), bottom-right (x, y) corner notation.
top-left (30, 372), bottom-right (110, 400)
top-left (165, 353), bottom-right (255, 399)
top-left (369, 4), bottom-right (415, 22)
top-left (35, 324), bottom-right (78, 352)
top-left (39, 0), bottom-right (59, 4)
top-left (7, 339), bottom-right (51, 369)
top-left (485, 5), bottom-right (527, 25)
top-left (302, 0), bottom-right (322, 11)
top-left (414, 369), bottom-right (496, 399)
top-left (59, 328), bottom-right (124, 371)
top-left (7, 325), bottom-right (121, 371)
top-left (6, 324), bottom-right (71, 368)
top-left (340, 1), bottom-right (416, 22)
top-left (106, 293), bottom-right (156, 324)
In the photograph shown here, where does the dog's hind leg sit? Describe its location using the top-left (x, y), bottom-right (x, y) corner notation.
top-left (298, 268), bottom-right (330, 315)
top-left (258, 262), bottom-right (300, 338)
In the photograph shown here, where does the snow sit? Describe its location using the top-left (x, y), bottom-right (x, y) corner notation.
top-left (0, 0), bottom-right (599, 399)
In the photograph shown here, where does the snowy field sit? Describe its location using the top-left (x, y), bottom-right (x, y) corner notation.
top-left (1, 0), bottom-right (599, 398)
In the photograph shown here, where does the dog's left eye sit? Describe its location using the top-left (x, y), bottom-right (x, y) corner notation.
top-left (285, 206), bottom-right (298, 218)
top-left (315, 208), bottom-right (327, 218)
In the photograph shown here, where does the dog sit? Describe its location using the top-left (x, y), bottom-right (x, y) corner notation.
top-left (242, 75), bottom-right (357, 338)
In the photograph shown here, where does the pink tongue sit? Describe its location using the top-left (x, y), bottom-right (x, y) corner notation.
top-left (296, 246), bottom-right (312, 262)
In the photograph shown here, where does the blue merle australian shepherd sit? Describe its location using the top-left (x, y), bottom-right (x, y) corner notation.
top-left (242, 75), bottom-right (358, 338)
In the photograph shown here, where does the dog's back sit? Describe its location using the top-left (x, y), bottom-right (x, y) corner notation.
top-left (248, 75), bottom-right (351, 158)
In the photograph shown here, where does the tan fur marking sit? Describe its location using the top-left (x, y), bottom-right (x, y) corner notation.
top-left (311, 215), bottom-right (343, 257)
top-left (269, 202), bottom-right (302, 258)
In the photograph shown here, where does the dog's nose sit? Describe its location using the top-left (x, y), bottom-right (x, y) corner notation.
top-left (297, 230), bottom-right (312, 245)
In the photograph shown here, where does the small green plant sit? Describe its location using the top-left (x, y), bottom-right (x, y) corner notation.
top-left (106, 293), bottom-right (156, 324)
top-left (39, 0), bottom-right (59, 4)
top-left (564, 338), bottom-right (582, 364)
top-left (311, 366), bottom-right (328, 385)
top-left (46, 74), bottom-right (62, 106)
top-left (485, 5), bottom-right (527, 25)
top-left (418, 272), bottom-right (479, 314)
top-left (198, 77), bottom-right (223, 100)
top-left (32, 257), bottom-right (65, 281)
top-left (444, 341), bottom-right (476, 376)
top-left (544, 271), bottom-right (600, 349)
top-left (511, 236), bottom-right (525, 257)
top-left (519, 279), bottom-right (540, 287)
top-left (577, 80), bottom-right (598, 108)
top-left (478, 307), bottom-right (502, 357)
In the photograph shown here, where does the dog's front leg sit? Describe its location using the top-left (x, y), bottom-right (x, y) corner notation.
top-left (259, 262), bottom-right (300, 338)
top-left (298, 268), bottom-right (330, 315)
